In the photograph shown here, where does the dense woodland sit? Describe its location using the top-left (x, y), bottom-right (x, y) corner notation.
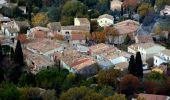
top-left (0, 0), bottom-right (170, 100)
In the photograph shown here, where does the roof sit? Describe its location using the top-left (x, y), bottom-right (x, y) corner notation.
top-left (139, 43), bottom-right (159, 49)
top-left (54, 50), bottom-right (82, 66)
top-left (34, 31), bottom-right (47, 38)
top-left (114, 62), bottom-right (129, 70)
top-left (27, 39), bottom-right (61, 53)
top-left (47, 22), bottom-right (61, 31)
top-left (15, 21), bottom-right (30, 28)
top-left (30, 54), bottom-right (53, 67)
top-left (17, 34), bottom-right (27, 42)
top-left (0, 17), bottom-right (11, 22)
top-left (71, 34), bottom-right (85, 40)
top-left (110, 0), bottom-right (123, 11)
top-left (138, 93), bottom-right (169, 100)
top-left (161, 49), bottom-right (170, 57)
top-left (89, 43), bottom-right (111, 55)
top-left (114, 20), bottom-right (139, 35)
top-left (61, 26), bottom-right (90, 31)
top-left (75, 18), bottom-right (90, 24)
top-left (71, 58), bottom-right (96, 71)
top-left (98, 14), bottom-right (114, 20)
top-left (8, 27), bottom-right (18, 33)
top-left (135, 35), bottom-right (154, 43)
top-left (54, 49), bottom-right (96, 71)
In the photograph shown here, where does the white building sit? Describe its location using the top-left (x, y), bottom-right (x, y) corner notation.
top-left (128, 43), bottom-right (166, 61)
top-left (97, 14), bottom-right (114, 27)
top-left (110, 0), bottom-right (123, 11)
top-left (160, 5), bottom-right (170, 16)
top-left (74, 18), bottom-right (90, 28)
top-left (154, 49), bottom-right (170, 66)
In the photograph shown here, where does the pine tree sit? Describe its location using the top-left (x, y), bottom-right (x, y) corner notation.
top-left (10, 47), bottom-right (15, 60)
top-left (14, 40), bottom-right (24, 65)
top-left (128, 55), bottom-right (136, 76)
top-left (135, 52), bottom-right (143, 78)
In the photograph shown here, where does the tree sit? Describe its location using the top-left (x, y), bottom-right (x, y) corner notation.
top-left (59, 86), bottom-right (104, 100)
top-left (0, 81), bottom-right (20, 100)
top-left (61, 0), bottom-right (88, 25)
top-left (48, 6), bottom-right (61, 22)
top-left (154, 24), bottom-right (162, 35)
top-left (97, 68), bottom-right (121, 87)
top-left (144, 71), bottom-right (166, 83)
top-left (18, 72), bottom-right (36, 87)
top-left (90, 20), bottom-right (98, 32)
top-left (135, 52), bottom-right (143, 78)
top-left (19, 87), bottom-right (57, 100)
top-left (14, 40), bottom-right (24, 65)
top-left (120, 74), bottom-right (140, 96)
top-left (32, 12), bottom-right (49, 27)
top-left (128, 55), bottom-right (136, 76)
top-left (122, 0), bottom-right (138, 12)
top-left (92, 32), bottom-right (106, 43)
top-left (137, 3), bottom-right (153, 17)
top-left (104, 93), bottom-right (126, 100)
top-left (35, 68), bottom-right (69, 93)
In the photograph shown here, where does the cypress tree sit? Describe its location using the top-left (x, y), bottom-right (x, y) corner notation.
top-left (128, 55), bottom-right (136, 76)
top-left (135, 52), bottom-right (143, 78)
top-left (10, 47), bottom-right (15, 60)
top-left (14, 40), bottom-right (24, 65)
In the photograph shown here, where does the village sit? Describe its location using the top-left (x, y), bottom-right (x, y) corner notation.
top-left (0, 0), bottom-right (170, 100)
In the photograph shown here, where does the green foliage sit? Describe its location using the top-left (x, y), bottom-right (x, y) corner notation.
top-left (128, 55), bottom-right (136, 76)
top-left (0, 81), bottom-right (20, 100)
top-left (61, 0), bottom-right (88, 25)
top-left (35, 68), bottom-right (69, 93)
top-left (104, 93), bottom-right (126, 100)
top-left (97, 68), bottom-right (121, 87)
top-left (18, 73), bottom-right (35, 87)
top-left (135, 52), bottom-right (143, 78)
top-left (14, 40), bottom-right (24, 65)
top-left (99, 86), bottom-right (114, 97)
top-left (0, 6), bottom-right (23, 18)
top-left (19, 87), bottom-right (57, 100)
top-left (144, 71), bottom-right (166, 83)
top-left (48, 6), bottom-right (61, 22)
top-left (137, 3), bottom-right (153, 17)
top-left (60, 86), bottom-right (104, 100)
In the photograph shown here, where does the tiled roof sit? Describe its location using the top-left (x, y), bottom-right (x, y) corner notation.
top-left (30, 54), bottom-right (53, 67)
top-left (17, 34), bottom-right (27, 42)
top-left (34, 31), bottom-right (47, 38)
top-left (61, 26), bottom-right (90, 31)
top-left (27, 39), bottom-right (61, 53)
top-left (89, 43), bottom-right (111, 55)
top-left (71, 34), bottom-right (85, 40)
top-left (114, 62), bottom-right (129, 70)
top-left (161, 49), bottom-right (170, 57)
top-left (47, 22), bottom-right (61, 31)
top-left (138, 93), bottom-right (168, 100)
top-left (98, 14), bottom-right (114, 20)
top-left (76, 18), bottom-right (90, 24)
top-left (136, 35), bottom-right (154, 43)
top-left (114, 20), bottom-right (139, 35)
top-left (71, 58), bottom-right (96, 71)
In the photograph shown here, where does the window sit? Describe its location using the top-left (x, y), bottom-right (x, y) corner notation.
top-left (105, 21), bottom-right (107, 23)
top-left (11, 33), bottom-right (13, 36)
top-left (58, 30), bottom-right (60, 32)
top-left (101, 21), bottom-right (102, 23)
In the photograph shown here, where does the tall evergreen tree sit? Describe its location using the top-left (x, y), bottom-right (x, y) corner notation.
top-left (128, 55), bottom-right (136, 76)
top-left (135, 52), bottom-right (143, 78)
top-left (14, 40), bottom-right (24, 65)
top-left (10, 47), bottom-right (15, 60)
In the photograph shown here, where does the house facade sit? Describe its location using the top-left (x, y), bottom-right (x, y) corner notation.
top-left (110, 0), bottom-right (123, 11)
top-left (128, 43), bottom-right (166, 61)
top-left (154, 49), bottom-right (170, 66)
top-left (97, 14), bottom-right (114, 27)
